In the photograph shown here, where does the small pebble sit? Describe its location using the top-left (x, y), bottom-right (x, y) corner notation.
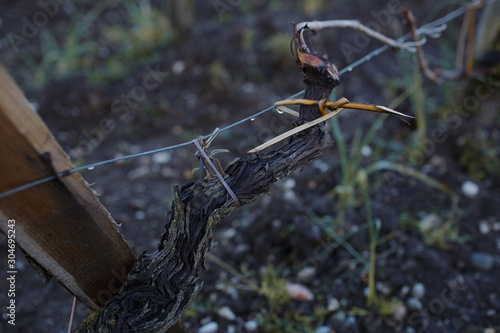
top-left (406, 327), bottom-right (416, 333)
top-left (198, 322), bottom-right (218, 333)
top-left (282, 178), bottom-right (296, 190)
top-left (327, 297), bottom-right (340, 311)
top-left (461, 180), bottom-right (479, 198)
top-left (407, 297), bottom-right (423, 311)
top-left (361, 145), bottom-right (372, 157)
top-left (134, 210), bottom-right (146, 220)
top-left (470, 252), bottom-right (495, 271)
top-left (172, 60), bottom-right (186, 75)
top-left (242, 82), bottom-right (254, 93)
top-left (429, 155), bottom-right (447, 174)
top-left (335, 310), bottom-right (346, 321)
top-left (217, 306), bottom-right (236, 321)
top-left (315, 326), bottom-right (331, 333)
top-left (313, 160), bottom-right (330, 172)
top-left (286, 282), bottom-right (314, 301)
top-left (479, 221), bottom-right (490, 234)
top-left (412, 283), bottom-right (426, 299)
top-left (271, 219), bottom-right (282, 229)
top-left (152, 152), bottom-right (171, 164)
top-left (234, 243), bottom-right (250, 256)
top-left (297, 267), bottom-right (317, 283)
top-left (244, 320), bottom-right (258, 331)
top-left (345, 316), bottom-right (356, 326)
top-left (400, 285), bottom-right (410, 297)
top-left (492, 222), bottom-right (500, 231)
top-left (283, 189), bottom-right (297, 202)
top-left (419, 214), bottom-right (440, 233)
top-left (363, 287), bottom-right (370, 297)
top-left (376, 282), bottom-right (391, 295)
top-left (486, 309), bottom-right (496, 317)
top-left (393, 303), bottom-right (407, 321)
top-left (221, 228), bottom-right (237, 239)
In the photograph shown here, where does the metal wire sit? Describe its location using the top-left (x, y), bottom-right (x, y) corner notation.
top-left (0, 2), bottom-right (478, 200)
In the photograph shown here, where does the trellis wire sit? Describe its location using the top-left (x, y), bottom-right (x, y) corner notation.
top-left (0, 2), bottom-right (482, 199)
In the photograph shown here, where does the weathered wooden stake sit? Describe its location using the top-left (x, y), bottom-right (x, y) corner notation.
top-left (0, 63), bottom-right (136, 310)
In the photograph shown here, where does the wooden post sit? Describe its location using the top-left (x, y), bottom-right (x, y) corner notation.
top-left (0, 63), bottom-right (136, 310)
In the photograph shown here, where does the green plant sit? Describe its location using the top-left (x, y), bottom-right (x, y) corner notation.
top-left (328, 85), bottom-right (458, 228)
top-left (458, 129), bottom-right (500, 181)
top-left (364, 187), bottom-right (380, 308)
top-left (18, 2), bottom-right (106, 88)
top-left (258, 264), bottom-right (291, 309)
top-left (401, 213), bottom-right (468, 249)
top-left (120, 0), bottom-right (171, 60)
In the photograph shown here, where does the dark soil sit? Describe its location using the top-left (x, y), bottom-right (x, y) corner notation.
top-left (1, 1), bottom-right (499, 333)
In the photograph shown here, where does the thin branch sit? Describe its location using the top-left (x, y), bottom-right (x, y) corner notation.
top-left (249, 98), bottom-right (413, 153)
top-left (465, 6), bottom-right (476, 76)
top-left (248, 108), bottom-right (344, 153)
top-left (67, 297), bottom-right (77, 333)
top-left (455, 8), bottom-right (470, 71)
top-left (456, 3), bottom-right (479, 75)
top-left (404, 7), bottom-right (444, 84)
top-left (192, 139), bottom-right (240, 207)
top-left (296, 20), bottom-right (421, 51)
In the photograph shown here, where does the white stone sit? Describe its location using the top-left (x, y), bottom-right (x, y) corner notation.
top-left (244, 320), bottom-right (258, 331)
top-left (419, 214), bottom-right (440, 233)
top-left (376, 282), bottom-right (391, 295)
top-left (412, 283), bottom-right (426, 299)
top-left (392, 302), bottom-right (407, 321)
top-left (172, 60), bottom-right (186, 75)
top-left (461, 180), bottom-right (479, 198)
top-left (479, 220), bottom-right (490, 234)
top-left (282, 178), bottom-right (296, 190)
top-left (316, 326), bottom-right (331, 333)
top-left (285, 282), bottom-right (314, 301)
top-left (134, 211), bottom-right (146, 220)
top-left (217, 306), bottom-right (236, 321)
top-left (407, 297), bottom-right (423, 311)
top-left (152, 152), bottom-right (171, 164)
top-left (361, 145), bottom-right (372, 157)
top-left (283, 189), bottom-right (297, 202)
top-left (400, 285), bottom-right (410, 297)
top-left (297, 267), bottom-right (316, 283)
top-left (198, 322), bottom-right (218, 333)
top-left (327, 297), bottom-right (340, 311)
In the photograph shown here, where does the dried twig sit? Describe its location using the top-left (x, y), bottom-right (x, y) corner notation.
top-left (275, 105), bottom-right (299, 118)
top-left (192, 138), bottom-right (240, 207)
top-left (248, 107), bottom-right (344, 153)
top-left (404, 7), bottom-right (443, 84)
top-left (67, 297), bottom-right (77, 333)
top-left (456, 9), bottom-right (470, 71)
top-left (296, 20), bottom-right (424, 51)
top-left (249, 98), bottom-right (413, 153)
top-left (465, 5), bottom-right (476, 76)
top-left (456, 2), bottom-right (479, 75)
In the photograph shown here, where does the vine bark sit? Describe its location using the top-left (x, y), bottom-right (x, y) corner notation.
top-left (76, 22), bottom-right (338, 332)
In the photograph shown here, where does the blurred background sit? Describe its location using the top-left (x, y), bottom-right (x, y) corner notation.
top-left (0, 0), bottom-right (499, 332)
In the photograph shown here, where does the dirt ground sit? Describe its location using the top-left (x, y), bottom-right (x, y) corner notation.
top-left (1, 1), bottom-right (499, 332)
